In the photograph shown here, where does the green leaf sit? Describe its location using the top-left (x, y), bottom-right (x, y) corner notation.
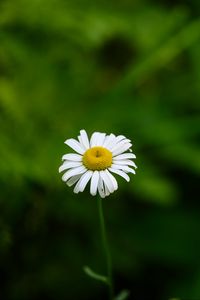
top-left (83, 266), bottom-right (108, 284)
top-left (115, 289), bottom-right (130, 300)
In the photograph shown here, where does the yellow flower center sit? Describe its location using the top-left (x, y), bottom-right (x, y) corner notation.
top-left (82, 147), bottom-right (112, 171)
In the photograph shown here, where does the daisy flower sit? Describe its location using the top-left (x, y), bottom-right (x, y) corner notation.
top-left (59, 130), bottom-right (137, 198)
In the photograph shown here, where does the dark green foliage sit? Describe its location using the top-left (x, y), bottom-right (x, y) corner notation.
top-left (0, 0), bottom-right (200, 299)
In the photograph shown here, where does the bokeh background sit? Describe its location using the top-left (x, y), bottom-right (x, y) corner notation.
top-left (0, 0), bottom-right (200, 299)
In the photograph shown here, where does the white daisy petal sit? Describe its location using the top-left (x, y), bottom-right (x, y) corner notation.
top-left (64, 138), bottom-right (85, 154)
top-left (106, 137), bottom-right (119, 150)
top-left (112, 142), bottom-right (132, 156)
top-left (78, 135), bottom-right (85, 150)
top-left (100, 170), bottom-right (115, 193)
top-left (111, 164), bottom-right (136, 174)
top-left (66, 174), bottom-right (82, 187)
top-left (113, 159), bottom-right (137, 168)
top-left (59, 161), bottom-right (82, 173)
top-left (103, 133), bottom-right (115, 149)
top-left (102, 135), bottom-right (110, 147)
top-left (105, 169), bottom-right (118, 191)
top-left (79, 130), bottom-right (90, 149)
top-left (79, 171), bottom-right (93, 192)
top-left (90, 171), bottom-right (100, 196)
top-left (111, 139), bottom-right (131, 153)
top-left (114, 153), bottom-right (136, 160)
top-left (90, 132), bottom-right (100, 147)
top-left (96, 133), bottom-right (106, 146)
top-left (110, 137), bottom-right (131, 151)
top-left (109, 167), bottom-right (130, 182)
top-left (73, 178), bottom-right (82, 194)
top-left (115, 135), bottom-right (126, 143)
top-left (62, 153), bottom-right (82, 161)
top-left (62, 166), bottom-right (86, 182)
top-left (98, 176), bottom-right (105, 198)
top-left (122, 166), bottom-right (136, 174)
top-left (106, 135), bottom-right (117, 150)
top-left (105, 185), bottom-right (110, 197)
top-left (74, 170), bottom-right (93, 193)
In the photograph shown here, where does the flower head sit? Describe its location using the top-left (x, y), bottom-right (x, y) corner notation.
top-left (59, 130), bottom-right (137, 198)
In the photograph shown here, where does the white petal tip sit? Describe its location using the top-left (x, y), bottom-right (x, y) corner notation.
top-left (64, 139), bottom-right (69, 145)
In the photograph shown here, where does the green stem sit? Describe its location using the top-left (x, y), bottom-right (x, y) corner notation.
top-left (98, 196), bottom-right (114, 300)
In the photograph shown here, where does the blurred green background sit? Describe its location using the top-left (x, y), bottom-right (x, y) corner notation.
top-left (0, 0), bottom-right (200, 299)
